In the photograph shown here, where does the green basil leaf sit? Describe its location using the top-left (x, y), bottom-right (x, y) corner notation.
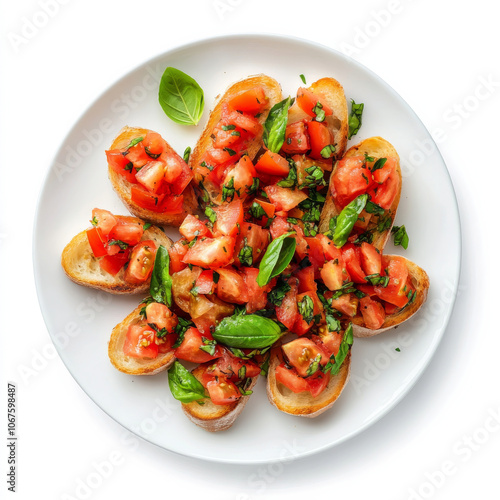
top-left (213, 314), bottom-right (282, 349)
top-left (168, 361), bottom-right (208, 403)
top-left (365, 201), bottom-right (385, 215)
top-left (348, 99), bottom-right (364, 139)
top-left (324, 323), bottom-right (353, 375)
top-left (299, 74), bottom-right (307, 84)
top-left (263, 96), bottom-right (292, 153)
top-left (150, 245), bottom-right (172, 307)
top-left (158, 67), bottom-right (204, 126)
top-left (333, 194), bottom-right (368, 247)
top-left (392, 225), bottom-right (409, 250)
top-left (257, 232), bottom-right (296, 287)
top-left (183, 146), bottom-right (191, 163)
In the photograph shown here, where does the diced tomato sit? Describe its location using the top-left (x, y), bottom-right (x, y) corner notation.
top-left (300, 237), bottom-right (326, 271)
top-left (124, 240), bottom-right (157, 284)
top-left (213, 123), bottom-right (244, 149)
top-left (168, 157), bottom-right (193, 195)
top-left (172, 266), bottom-right (202, 313)
top-left (332, 156), bottom-right (373, 208)
top-left (91, 208), bottom-right (117, 236)
top-left (313, 327), bottom-right (342, 358)
top-left (240, 267), bottom-right (270, 313)
top-left (205, 146), bottom-right (240, 168)
top-left (329, 292), bottom-right (359, 317)
top-left (158, 194), bottom-right (184, 214)
top-left (234, 222), bottom-right (269, 267)
top-left (183, 236), bottom-right (236, 269)
top-left (221, 156), bottom-right (257, 201)
top-left (275, 278), bottom-right (299, 330)
top-left (264, 185), bottom-right (308, 212)
top-left (168, 239), bottom-right (189, 273)
top-left (106, 149), bottom-right (137, 183)
top-left (108, 220), bottom-right (143, 246)
top-left (341, 243), bottom-right (366, 283)
top-left (306, 371), bottom-right (331, 398)
top-left (359, 296), bottom-right (386, 329)
top-left (179, 215), bottom-right (212, 241)
top-left (373, 256), bottom-right (410, 308)
top-left (193, 270), bottom-right (215, 296)
top-left (214, 199), bottom-right (244, 237)
top-left (99, 252), bottom-right (130, 275)
top-left (86, 227), bottom-right (108, 258)
top-left (293, 291), bottom-right (323, 336)
top-left (254, 198), bottom-right (276, 220)
top-left (145, 302), bottom-right (178, 332)
top-left (227, 86), bottom-right (267, 114)
top-left (175, 327), bottom-right (222, 364)
top-left (206, 379), bottom-right (241, 405)
top-left (125, 141), bottom-right (150, 168)
top-left (282, 338), bottom-right (328, 377)
top-left (275, 363), bottom-right (309, 393)
top-left (130, 185), bottom-right (165, 211)
top-left (360, 242), bottom-right (382, 276)
top-left (204, 349), bottom-right (261, 383)
top-left (317, 234), bottom-right (342, 262)
top-left (143, 131), bottom-right (167, 156)
top-left (255, 151), bottom-right (290, 177)
top-left (372, 158), bottom-right (396, 184)
top-left (223, 106), bottom-right (262, 136)
top-left (160, 153), bottom-right (183, 184)
top-left (216, 268), bottom-right (248, 304)
top-left (307, 121), bottom-right (333, 161)
top-left (281, 122), bottom-right (310, 155)
top-left (321, 260), bottom-right (344, 291)
top-left (384, 302), bottom-right (399, 315)
top-left (191, 295), bottom-right (235, 335)
top-left (135, 160), bottom-right (166, 193)
top-left (123, 325), bottom-right (158, 359)
top-left (354, 209), bottom-right (372, 231)
top-left (295, 265), bottom-right (317, 293)
top-left (370, 172), bottom-right (400, 210)
top-left (296, 87), bottom-right (333, 118)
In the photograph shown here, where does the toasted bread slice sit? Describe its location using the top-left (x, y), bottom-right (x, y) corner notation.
top-left (108, 126), bottom-right (198, 226)
top-left (61, 215), bottom-right (171, 294)
top-left (352, 256), bottom-right (430, 338)
top-left (266, 347), bottom-right (351, 418)
top-left (181, 366), bottom-right (258, 432)
top-left (287, 77), bottom-right (349, 163)
top-left (189, 74), bottom-right (283, 205)
top-left (319, 136), bottom-right (402, 251)
top-left (108, 304), bottom-right (176, 375)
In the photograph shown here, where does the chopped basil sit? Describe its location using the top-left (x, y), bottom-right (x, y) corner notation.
top-left (298, 294), bottom-right (314, 324)
top-left (222, 177), bottom-right (235, 202)
top-left (312, 102), bottom-right (325, 122)
top-left (172, 318), bottom-right (194, 348)
top-left (267, 278), bottom-right (291, 307)
top-left (392, 225), bottom-right (409, 249)
top-left (323, 323), bottom-right (353, 375)
top-left (320, 144), bottom-right (336, 159)
top-left (370, 157), bottom-right (387, 172)
top-left (222, 124), bottom-right (236, 131)
top-left (91, 216), bottom-right (98, 226)
top-left (223, 147), bottom-right (237, 156)
top-left (204, 206), bottom-right (217, 224)
top-left (300, 74), bottom-right (307, 84)
top-left (125, 136), bottom-right (144, 150)
top-left (107, 239), bottom-right (129, 250)
top-left (238, 237), bottom-right (253, 266)
top-left (364, 273), bottom-right (390, 287)
top-left (183, 146), bottom-right (191, 163)
top-left (348, 99), bottom-right (364, 139)
top-left (277, 158), bottom-right (298, 188)
top-left (365, 201), bottom-right (385, 215)
top-left (249, 201), bottom-right (267, 219)
top-left (143, 222), bottom-right (152, 230)
top-left (199, 338), bottom-right (218, 356)
top-left (305, 353), bottom-right (322, 377)
top-left (145, 147), bottom-right (161, 159)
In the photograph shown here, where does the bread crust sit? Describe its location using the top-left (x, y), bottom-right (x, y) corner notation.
top-left (319, 136), bottom-right (402, 251)
top-left (266, 346), bottom-right (351, 418)
top-left (181, 366), bottom-right (258, 432)
top-left (61, 215), bottom-right (172, 294)
top-left (108, 304), bottom-right (176, 375)
top-left (352, 256), bottom-right (430, 338)
top-left (108, 126), bottom-right (198, 226)
top-left (188, 74), bottom-right (283, 205)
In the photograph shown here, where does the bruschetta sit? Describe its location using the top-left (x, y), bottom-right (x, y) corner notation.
top-left (106, 126), bottom-right (198, 226)
top-left (319, 136), bottom-right (402, 251)
top-left (189, 74), bottom-right (283, 205)
top-left (61, 208), bottom-right (172, 294)
top-left (266, 324), bottom-right (352, 418)
top-left (108, 300), bottom-right (179, 375)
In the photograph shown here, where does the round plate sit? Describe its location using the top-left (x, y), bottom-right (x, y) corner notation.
top-left (33, 34), bottom-right (461, 464)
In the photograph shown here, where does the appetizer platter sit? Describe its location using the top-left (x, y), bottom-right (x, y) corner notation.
top-left (34, 34), bottom-right (460, 463)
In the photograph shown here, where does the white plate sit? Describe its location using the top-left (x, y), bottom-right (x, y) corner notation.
top-left (33, 34), bottom-right (461, 464)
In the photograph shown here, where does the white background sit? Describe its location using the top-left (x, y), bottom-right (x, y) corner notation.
top-left (1, 0), bottom-right (498, 499)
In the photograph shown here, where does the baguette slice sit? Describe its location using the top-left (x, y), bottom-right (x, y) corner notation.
top-left (108, 304), bottom-right (176, 375)
top-left (319, 136), bottom-right (402, 251)
top-left (353, 256), bottom-right (430, 338)
top-left (287, 77), bottom-right (349, 162)
top-left (108, 126), bottom-right (198, 226)
top-left (189, 74), bottom-right (283, 205)
top-left (182, 366), bottom-right (258, 432)
top-left (267, 346), bottom-right (351, 418)
top-left (61, 215), bottom-right (172, 294)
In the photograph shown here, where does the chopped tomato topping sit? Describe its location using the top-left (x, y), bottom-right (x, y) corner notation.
top-left (281, 122), bottom-right (310, 155)
top-left (255, 151), bottom-right (290, 177)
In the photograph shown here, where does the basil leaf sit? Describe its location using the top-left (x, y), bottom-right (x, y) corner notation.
top-left (125, 136), bottom-right (144, 150)
top-left (324, 323), bottom-right (353, 375)
top-left (333, 194), bottom-right (368, 247)
top-left (213, 314), bottom-right (282, 349)
top-left (158, 67), bottom-right (204, 126)
top-left (392, 225), bottom-right (409, 250)
top-left (300, 74), bottom-right (307, 84)
top-left (150, 245), bottom-right (172, 307)
top-left (183, 146), bottom-right (191, 163)
top-left (263, 96), bottom-right (292, 153)
top-left (348, 100), bottom-right (364, 139)
top-left (168, 362), bottom-right (208, 403)
top-left (370, 157), bottom-right (387, 172)
top-left (365, 201), bottom-right (385, 215)
top-left (257, 232), bottom-right (296, 286)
